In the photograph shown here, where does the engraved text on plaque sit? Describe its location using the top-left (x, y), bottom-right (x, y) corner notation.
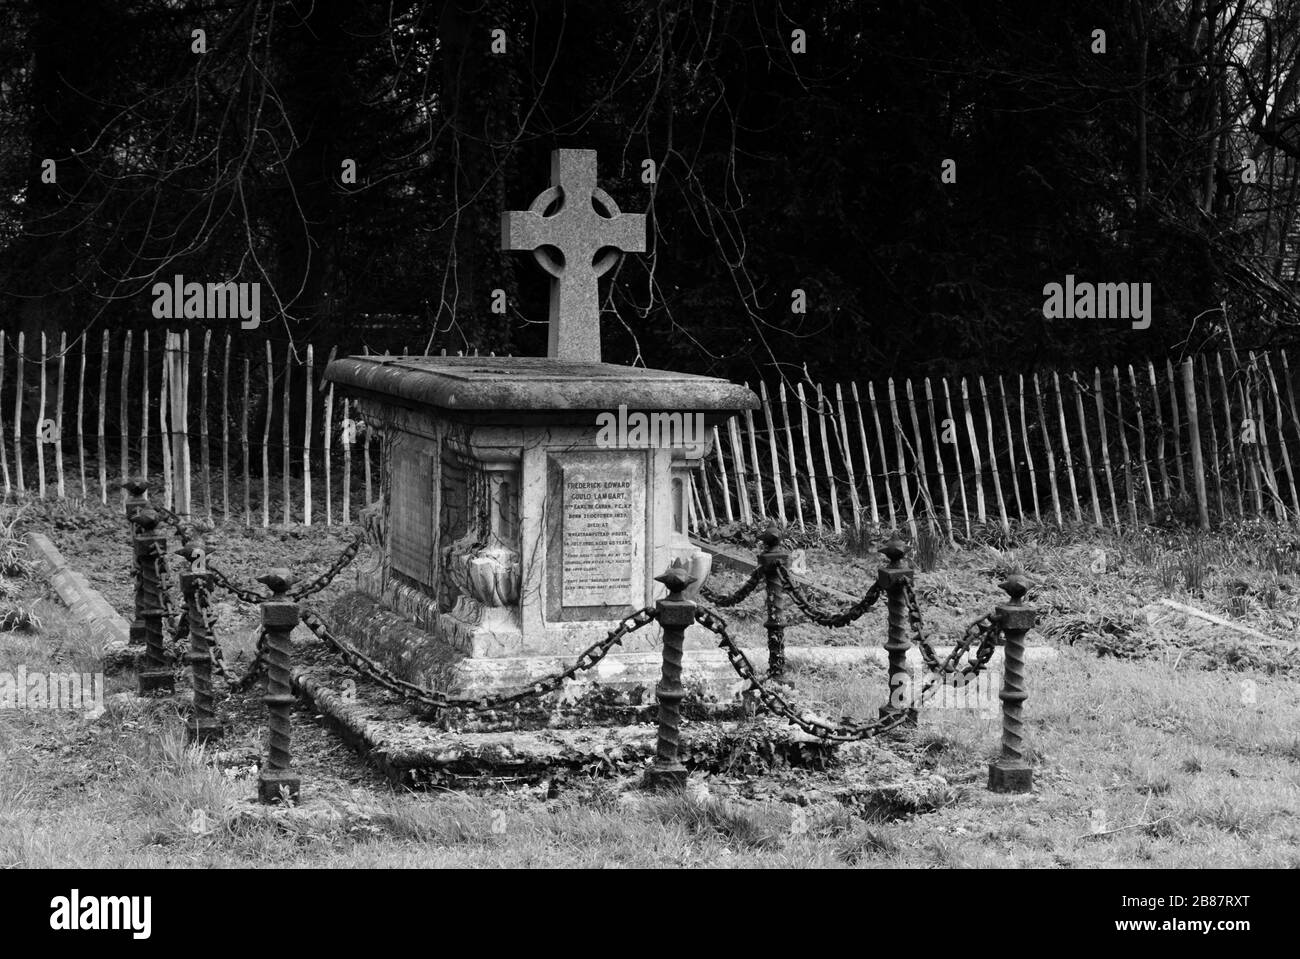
top-left (561, 464), bottom-right (638, 607)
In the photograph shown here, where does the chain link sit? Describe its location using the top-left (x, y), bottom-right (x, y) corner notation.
top-left (206, 563), bottom-right (267, 605)
top-left (778, 565), bottom-right (884, 628)
top-left (297, 605), bottom-right (659, 713)
top-left (227, 627), bottom-right (269, 692)
top-left (697, 567), bottom-right (765, 608)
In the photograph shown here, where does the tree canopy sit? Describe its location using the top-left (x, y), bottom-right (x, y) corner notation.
top-left (3, 0), bottom-right (1300, 383)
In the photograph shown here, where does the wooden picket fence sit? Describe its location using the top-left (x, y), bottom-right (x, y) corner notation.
top-left (0, 328), bottom-right (386, 526)
top-left (2, 328), bottom-right (1297, 535)
top-left (699, 353), bottom-right (1300, 536)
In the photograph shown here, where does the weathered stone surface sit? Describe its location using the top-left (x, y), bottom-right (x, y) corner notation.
top-left (26, 532), bottom-right (134, 666)
top-left (501, 149), bottom-right (645, 363)
top-left (353, 424), bottom-right (707, 665)
top-left (328, 593), bottom-right (467, 686)
top-left (388, 437), bottom-right (438, 588)
top-left (1138, 598), bottom-right (1291, 647)
top-left (294, 664), bottom-right (863, 788)
top-left (325, 355), bottom-right (758, 420)
top-left (550, 451), bottom-right (646, 613)
top-left (320, 148), bottom-right (757, 695)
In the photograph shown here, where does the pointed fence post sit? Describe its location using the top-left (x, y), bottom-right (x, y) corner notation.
top-left (258, 570), bottom-right (301, 803)
top-left (988, 573), bottom-right (1035, 793)
top-left (877, 537), bottom-right (917, 726)
top-left (179, 542), bottom-right (223, 743)
top-left (757, 523), bottom-right (790, 679)
top-left (1182, 358), bottom-right (1211, 530)
top-left (646, 563), bottom-right (697, 791)
top-left (133, 508), bottom-right (174, 694)
top-left (122, 478), bottom-right (149, 647)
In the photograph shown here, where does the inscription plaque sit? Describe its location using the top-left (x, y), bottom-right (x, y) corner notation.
top-left (561, 464), bottom-right (638, 607)
top-left (390, 440), bottom-right (437, 588)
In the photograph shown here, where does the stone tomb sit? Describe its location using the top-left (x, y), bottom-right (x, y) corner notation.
top-left (325, 147), bottom-right (758, 695)
top-left (326, 354), bottom-right (757, 694)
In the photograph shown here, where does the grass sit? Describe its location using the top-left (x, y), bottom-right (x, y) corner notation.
top-left (914, 524), bottom-right (944, 572)
top-left (4, 502), bottom-right (1300, 867)
top-left (4, 596), bottom-right (1298, 867)
top-left (0, 504), bottom-right (41, 630)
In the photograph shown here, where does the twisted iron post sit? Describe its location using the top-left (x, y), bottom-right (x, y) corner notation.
top-left (122, 478), bottom-right (149, 647)
top-left (257, 570), bottom-right (301, 804)
top-left (133, 508), bottom-right (174, 694)
top-left (989, 572), bottom-right (1035, 793)
top-left (178, 541), bottom-right (222, 743)
top-left (757, 522), bottom-right (790, 679)
top-left (877, 536), bottom-right (917, 727)
top-left (646, 563), bottom-right (697, 790)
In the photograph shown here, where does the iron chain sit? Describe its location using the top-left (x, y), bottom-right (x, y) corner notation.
top-left (903, 581), bottom-right (1003, 681)
top-left (204, 529), bottom-right (366, 605)
top-left (152, 504), bottom-right (187, 535)
top-left (188, 576), bottom-right (234, 684)
top-left (298, 605), bottom-right (659, 713)
top-left (145, 541), bottom-right (186, 644)
top-left (693, 606), bottom-right (911, 741)
top-left (228, 627), bottom-right (269, 692)
top-left (778, 565), bottom-right (884, 628)
top-left (694, 588), bottom-right (1005, 742)
top-left (171, 570), bottom-right (266, 690)
top-left (289, 530), bottom-right (366, 600)
top-left (206, 564), bottom-right (267, 605)
top-left (698, 567), bottom-right (764, 608)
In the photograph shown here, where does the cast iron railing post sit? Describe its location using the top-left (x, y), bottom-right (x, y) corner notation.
top-left (877, 536), bottom-right (917, 726)
top-left (989, 572), bottom-right (1035, 793)
top-left (133, 508), bottom-right (174, 694)
top-left (646, 563), bottom-right (697, 790)
top-left (179, 540), bottom-right (222, 743)
top-left (122, 478), bottom-right (149, 646)
top-left (257, 570), bottom-right (301, 804)
top-left (757, 522), bottom-right (790, 679)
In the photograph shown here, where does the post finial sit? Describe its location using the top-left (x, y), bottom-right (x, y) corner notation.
top-left (257, 569), bottom-right (297, 597)
top-left (880, 536), bottom-right (908, 566)
top-left (999, 571), bottom-right (1031, 604)
top-left (176, 540), bottom-right (206, 567)
top-left (655, 562), bottom-right (697, 598)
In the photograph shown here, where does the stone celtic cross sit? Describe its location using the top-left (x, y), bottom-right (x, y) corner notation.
top-left (501, 149), bottom-right (646, 363)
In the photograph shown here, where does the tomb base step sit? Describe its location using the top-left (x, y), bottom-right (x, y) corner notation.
top-left (292, 663), bottom-right (904, 790)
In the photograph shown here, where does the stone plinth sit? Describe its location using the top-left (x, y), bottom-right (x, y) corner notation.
top-left (325, 354), bottom-right (758, 695)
